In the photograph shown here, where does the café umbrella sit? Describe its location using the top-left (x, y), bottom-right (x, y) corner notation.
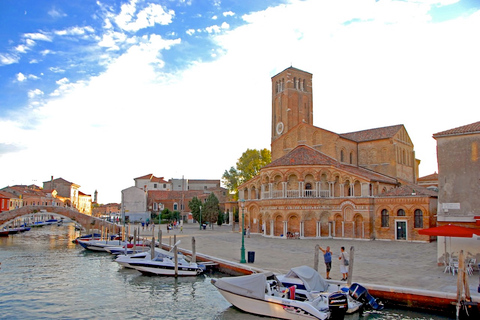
top-left (419, 224), bottom-right (480, 262)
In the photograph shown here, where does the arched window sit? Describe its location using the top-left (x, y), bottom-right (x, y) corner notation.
top-left (381, 209), bottom-right (389, 227)
top-left (340, 150), bottom-right (344, 162)
top-left (397, 209), bottom-right (405, 216)
top-left (414, 209), bottom-right (423, 228)
top-left (350, 152), bottom-right (353, 164)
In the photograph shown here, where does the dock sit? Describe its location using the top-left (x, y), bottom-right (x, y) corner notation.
top-left (140, 223), bottom-right (480, 316)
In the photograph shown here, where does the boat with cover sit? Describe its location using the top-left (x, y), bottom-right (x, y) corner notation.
top-left (276, 266), bottom-right (383, 314)
top-left (212, 272), bottom-right (349, 320)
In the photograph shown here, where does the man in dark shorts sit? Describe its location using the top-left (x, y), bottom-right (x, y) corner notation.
top-left (319, 246), bottom-right (332, 279)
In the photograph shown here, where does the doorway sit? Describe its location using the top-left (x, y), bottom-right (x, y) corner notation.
top-left (396, 220), bottom-right (407, 240)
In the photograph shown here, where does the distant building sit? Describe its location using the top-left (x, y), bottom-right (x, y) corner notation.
top-left (122, 174), bottom-right (228, 224)
top-left (134, 174), bottom-right (171, 191)
top-left (238, 67), bottom-right (437, 241)
top-left (0, 185), bottom-right (64, 210)
top-left (121, 186), bottom-right (148, 223)
top-left (417, 172), bottom-right (438, 191)
top-left (43, 177), bottom-right (92, 215)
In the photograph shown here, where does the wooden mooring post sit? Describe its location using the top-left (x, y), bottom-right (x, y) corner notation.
top-left (314, 244), bottom-right (319, 271)
top-left (192, 237), bottom-right (196, 263)
top-left (347, 246), bottom-right (354, 286)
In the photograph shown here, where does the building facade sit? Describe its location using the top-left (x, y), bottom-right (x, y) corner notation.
top-left (238, 67), bottom-right (437, 241)
top-left (432, 121), bottom-right (480, 261)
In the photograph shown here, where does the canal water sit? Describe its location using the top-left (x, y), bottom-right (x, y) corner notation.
top-left (0, 223), bottom-right (450, 320)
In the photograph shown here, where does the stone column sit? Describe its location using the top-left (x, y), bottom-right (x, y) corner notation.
top-left (282, 182), bottom-right (287, 198)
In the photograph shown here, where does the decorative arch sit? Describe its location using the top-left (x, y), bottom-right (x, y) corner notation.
top-left (320, 211), bottom-right (330, 237)
top-left (287, 213), bottom-right (300, 236)
top-left (334, 213), bottom-right (343, 237)
top-left (354, 213), bottom-right (364, 238)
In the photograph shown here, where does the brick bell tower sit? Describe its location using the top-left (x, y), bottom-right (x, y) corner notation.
top-left (271, 67), bottom-right (313, 144)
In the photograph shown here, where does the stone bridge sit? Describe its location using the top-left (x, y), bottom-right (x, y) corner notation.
top-left (0, 205), bottom-right (121, 233)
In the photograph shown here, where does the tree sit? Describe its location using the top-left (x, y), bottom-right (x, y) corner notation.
top-left (188, 196), bottom-right (202, 224)
top-left (222, 148), bottom-right (271, 199)
top-left (203, 193), bottom-right (220, 229)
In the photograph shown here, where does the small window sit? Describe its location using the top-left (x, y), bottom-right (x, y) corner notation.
top-left (414, 209), bottom-right (423, 228)
top-left (381, 209), bottom-right (389, 227)
top-left (397, 209), bottom-right (405, 216)
top-left (173, 203), bottom-right (178, 211)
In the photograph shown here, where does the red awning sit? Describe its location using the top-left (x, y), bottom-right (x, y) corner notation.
top-left (419, 224), bottom-right (480, 238)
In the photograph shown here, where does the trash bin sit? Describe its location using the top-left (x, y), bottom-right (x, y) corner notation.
top-left (248, 251), bottom-right (255, 263)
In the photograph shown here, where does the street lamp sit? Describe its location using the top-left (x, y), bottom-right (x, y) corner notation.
top-left (199, 205), bottom-right (202, 230)
top-left (240, 199), bottom-right (246, 263)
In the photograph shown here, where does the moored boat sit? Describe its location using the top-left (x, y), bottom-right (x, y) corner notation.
top-left (77, 239), bottom-right (127, 252)
top-left (276, 266), bottom-right (383, 314)
top-left (115, 249), bottom-right (204, 276)
top-left (212, 272), bottom-right (349, 320)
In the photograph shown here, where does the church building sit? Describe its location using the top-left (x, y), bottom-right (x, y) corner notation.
top-left (238, 67), bottom-right (437, 241)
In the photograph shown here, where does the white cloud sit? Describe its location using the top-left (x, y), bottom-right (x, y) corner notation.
top-left (27, 88), bottom-right (44, 99)
top-left (205, 22), bottom-right (230, 34)
top-left (223, 11), bottom-right (235, 17)
top-left (186, 29), bottom-right (195, 35)
top-left (55, 26), bottom-right (95, 36)
top-left (16, 73), bottom-right (27, 82)
top-left (114, 0), bottom-right (174, 32)
top-left (0, 53), bottom-right (19, 65)
top-left (23, 32), bottom-right (52, 42)
top-left (48, 7), bottom-right (67, 18)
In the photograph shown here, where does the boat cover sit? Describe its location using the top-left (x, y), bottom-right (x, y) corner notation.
top-left (284, 266), bottom-right (329, 292)
top-left (214, 273), bottom-right (267, 300)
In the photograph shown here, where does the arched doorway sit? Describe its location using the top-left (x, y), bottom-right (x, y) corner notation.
top-left (334, 214), bottom-right (343, 237)
top-left (287, 214), bottom-right (300, 237)
top-left (354, 214), bottom-right (363, 238)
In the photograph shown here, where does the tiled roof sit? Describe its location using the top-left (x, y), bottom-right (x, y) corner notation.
top-left (340, 124), bottom-right (404, 142)
top-left (433, 121), bottom-right (480, 138)
top-left (379, 184), bottom-right (438, 197)
top-left (135, 174), bottom-right (168, 183)
top-left (135, 174), bottom-right (154, 180)
top-left (263, 145), bottom-right (398, 184)
top-left (417, 172), bottom-right (438, 182)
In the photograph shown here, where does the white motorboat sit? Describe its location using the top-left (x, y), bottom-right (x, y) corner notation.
top-left (212, 272), bottom-right (349, 320)
top-left (276, 266), bottom-right (383, 314)
top-left (77, 239), bottom-right (127, 252)
top-left (115, 248), bottom-right (204, 276)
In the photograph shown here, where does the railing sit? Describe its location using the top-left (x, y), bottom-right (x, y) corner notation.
top-left (260, 189), bottom-right (331, 200)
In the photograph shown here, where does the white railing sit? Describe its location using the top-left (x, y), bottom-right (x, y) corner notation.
top-left (257, 189), bottom-right (331, 200)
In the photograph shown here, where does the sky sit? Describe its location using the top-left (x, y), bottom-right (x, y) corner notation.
top-left (1, 0), bottom-right (479, 204)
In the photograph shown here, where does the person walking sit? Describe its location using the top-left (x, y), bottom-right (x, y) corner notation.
top-left (338, 246), bottom-right (349, 281)
top-left (319, 246), bottom-right (332, 279)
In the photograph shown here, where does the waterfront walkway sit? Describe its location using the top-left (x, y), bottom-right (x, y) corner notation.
top-left (138, 223), bottom-right (480, 296)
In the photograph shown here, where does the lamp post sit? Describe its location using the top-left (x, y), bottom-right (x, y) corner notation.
top-left (199, 205), bottom-right (202, 230)
top-left (240, 199), bottom-right (246, 263)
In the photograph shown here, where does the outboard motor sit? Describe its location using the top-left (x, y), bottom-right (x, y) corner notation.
top-left (349, 283), bottom-right (384, 310)
top-left (328, 292), bottom-right (348, 319)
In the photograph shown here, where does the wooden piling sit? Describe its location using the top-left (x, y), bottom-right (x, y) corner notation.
top-left (192, 237), bottom-right (196, 263)
top-left (158, 229), bottom-right (162, 248)
top-left (314, 244), bottom-right (319, 271)
top-left (347, 246), bottom-right (354, 286)
top-left (174, 245), bottom-right (178, 277)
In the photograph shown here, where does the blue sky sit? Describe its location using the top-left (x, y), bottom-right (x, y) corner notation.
top-left (1, 0), bottom-right (479, 203)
